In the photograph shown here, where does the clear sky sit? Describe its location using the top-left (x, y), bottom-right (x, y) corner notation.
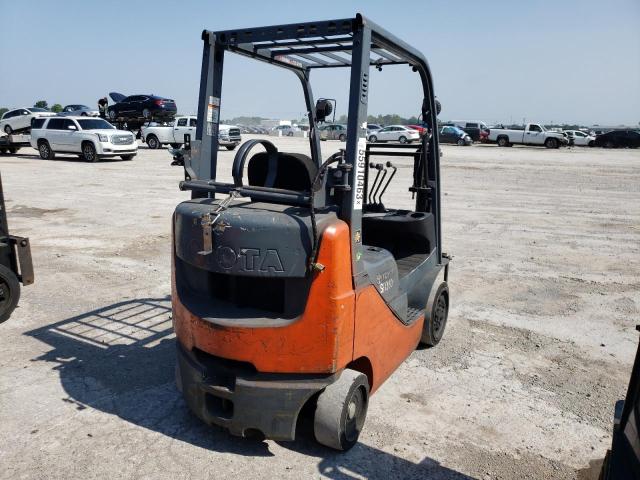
top-left (1, 0), bottom-right (638, 126)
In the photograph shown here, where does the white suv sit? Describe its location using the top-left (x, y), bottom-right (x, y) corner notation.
top-left (0, 107), bottom-right (56, 135)
top-left (30, 117), bottom-right (137, 162)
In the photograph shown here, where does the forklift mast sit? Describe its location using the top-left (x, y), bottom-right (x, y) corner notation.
top-left (184, 13), bottom-right (443, 280)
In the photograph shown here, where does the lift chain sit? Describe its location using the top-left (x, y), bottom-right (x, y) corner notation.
top-left (198, 191), bottom-right (238, 256)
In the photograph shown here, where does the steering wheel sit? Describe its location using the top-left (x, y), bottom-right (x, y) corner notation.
top-left (231, 139), bottom-right (279, 188)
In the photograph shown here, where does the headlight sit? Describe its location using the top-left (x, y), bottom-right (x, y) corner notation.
top-left (97, 133), bottom-right (109, 142)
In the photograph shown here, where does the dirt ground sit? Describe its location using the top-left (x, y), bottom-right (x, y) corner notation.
top-left (0, 138), bottom-right (638, 479)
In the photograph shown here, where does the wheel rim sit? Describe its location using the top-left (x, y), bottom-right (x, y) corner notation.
top-left (344, 387), bottom-right (366, 443)
top-left (109, 110), bottom-right (115, 120)
top-left (149, 138), bottom-right (157, 148)
top-left (84, 145), bottom-right (94, 160)
top-left (370, 136), bottom-right (377, 142)
top-left (40, 144), bottom-right (49, 157)
top-left (399, 136), bottom-right (407, 144)
top-left (0, 277), bottom-right (12, 314)
top-left (4, 125), bottom-right (11, 134)
top-left (143, 109), bottom-right (150, 118)
top-left (433, 293), bottom-right (448, 336)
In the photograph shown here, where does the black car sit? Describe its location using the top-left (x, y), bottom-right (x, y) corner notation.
top-left (107, 92), bottom-right (177, 122)
top-left (594, 130), bottom-right (640, 149)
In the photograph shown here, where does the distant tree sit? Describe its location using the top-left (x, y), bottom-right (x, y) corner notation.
top-left (0, 107), bottom-right (7, 118)
top-left (51, 104), bottom-right (63, 113)
top-left (33, 100), bottom-right (49, 109)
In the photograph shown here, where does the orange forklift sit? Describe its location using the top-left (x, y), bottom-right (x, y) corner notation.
top-left (172, 13), bottom-right (450, 450)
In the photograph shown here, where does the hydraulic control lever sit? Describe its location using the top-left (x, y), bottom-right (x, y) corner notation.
top-left (377, 161), bottom-right (397, 204)
top-left (367, 161), bottom-right (396, 208)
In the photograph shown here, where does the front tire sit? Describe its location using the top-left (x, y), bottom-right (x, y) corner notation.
top-left (545, 138), bottom-right (558, 149)
top-left (146, 135), bottom-right (160, 149)
top-left (588, 140), bottom-right (595, 147)
top-left (369, 135), bottom-right (378, 143)
top-left (4, 124), bottom-right (12, 135)
top-left (420, 282), bottom-right (449, 347)
top-left (314, 369), bottom-right (369, 451)
top-left (38, 140), bottom-right (55, 160)
top-left (142, 108), bottom-right (151, 119)
top-left (0, 264), bottom-right (21, 324)
top-left (338, 134), bottom-right (346, 142)
top-left (108, 109), bottom-right (117, 121)
top-left (82, 142), bottom-right (98, 162)
top-left (457, 138), bottom-right (465, 146)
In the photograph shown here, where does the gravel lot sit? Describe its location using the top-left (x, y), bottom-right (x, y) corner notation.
top-left (0, 138), bottom-right (638, 479)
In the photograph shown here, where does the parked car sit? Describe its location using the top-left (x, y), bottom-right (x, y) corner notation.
top-left (487, 123), bottom-right (568, 148)
top-left (368, 125), bottom-right (420, 144)
top-left (448, 121), bottom-right (489, 142)
top-left (319, 123), bottom-right (347, 141)
top-left (59, 105), bottom-right (100, 117)
top-left (594, 130), bottom-right (640, 149)
top-left (272, 125), bottom-right (298, 136)
top-left (30, 117), bottom-right (137, 162)
top-left (107, 92), bottom-right (177, 122)
top-left (0, 107), bottom-right (56, 135)
top-left (141, 116), bottom-right (241, 150)
top-left (439, 126), bottom-right (472, 146)
top-left (367, 123), bottom-right (383, 133)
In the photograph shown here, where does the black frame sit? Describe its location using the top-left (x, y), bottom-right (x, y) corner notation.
top-left (189, 13), bottom-right (442, 279)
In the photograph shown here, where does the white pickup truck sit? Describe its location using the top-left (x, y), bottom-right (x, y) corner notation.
top-left (488, 123), bottom-right (568, 148)
top-left (141, 115), bottom-right (242, 150)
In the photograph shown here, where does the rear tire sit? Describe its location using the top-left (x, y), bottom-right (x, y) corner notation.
top-left (545, 138), bottom-right (558, 149)
top-left (4, 125), bottom-right (12, 135)
top-left (398, 136), bottom-right (407, 144)
top-left (146, 135), bottom-right (160, 150)
top-left (338, 134), bottom-right (346, 142)
top-left (38, 140), bottom-right (55, 160)
top-left (369, 135), bottom-right (378, 143)
top-left (82, 142), bottom-right (98, 162)
top-left (457, 138), bottom-right (465, 146)
top-left (588, 140), bottom-right (595, 147)
top-left (420, 282), bottom-right (449, 347)
top-left (497, 137), bottom-right (509, 147)
top-left (108, 109), bottom-right (117, 121)
top-left (0, 264), bottom-right (21, 324)
top-left (314, 369), bottom-right (369, 451)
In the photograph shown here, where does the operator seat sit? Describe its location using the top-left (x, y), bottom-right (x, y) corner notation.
top-left (247, 152), bottom-right (317, 191)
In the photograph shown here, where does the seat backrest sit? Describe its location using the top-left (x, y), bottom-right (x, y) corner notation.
top-left (247, 152), bottom-right (317, 191)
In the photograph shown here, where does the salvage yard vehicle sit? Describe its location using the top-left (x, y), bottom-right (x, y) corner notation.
top-left (449, 120), bottom-right (489, 142)
top-left (319, 123), bottom-right (348, 141)
top-left (30, 117), bottom-right (137, 162)
top-left (563, 130), bottom-right (595, 147)
top-left (0, 172), bottom-right (34, 323)
top-left (488, 123), bottom-right (568, 148)
top-left (438, 125), bottom-right (472, 146)
top-left (594, 129), bottom-right (640, 149)
top-left (368, 125), bottom-right (420, 143)
top-left (0, 134), bottom-right (30, 155)
top-left (142, 116), bottom-right (241, 150)
top-left (0, 107), bottom-right (55, 135)
top-left (172, 13), bottom-right (449, 451)
top-left (59, 104), bottom-right (100, 117)
top-left (107, 92), bottom-right (177, 122)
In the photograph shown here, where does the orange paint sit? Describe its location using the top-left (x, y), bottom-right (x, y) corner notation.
top-left (173, 220), bottom-right (356, 373)
top-left (172, 218), bottom-right (423, 391)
